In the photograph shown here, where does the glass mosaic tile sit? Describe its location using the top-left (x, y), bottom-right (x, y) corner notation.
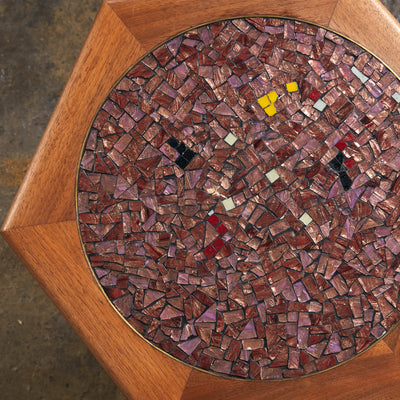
top-left (300, 213), bottom-right (313, 226)
top-left (258, 95), bottom-right (271, 109)
top-left (224, 132), bottom-right (238, 146)
top-left (266, 169), bottom-right (280, 183)
top-left (286, 82), bottom-right (298, 93)
top-left (264, 104), bottom-right (277, 116)
top-left (351, 66), bottom-right (369, 84)
top-left (222, 197), bottom-right (236, 211)
top-left (392, 92), bottom-right (400, 103)
top-left (78, 17), bottom-right (400, 381)
top-left (313, 99), bottom-right (327, 112)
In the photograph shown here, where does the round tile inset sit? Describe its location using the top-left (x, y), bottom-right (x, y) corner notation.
top-left (78, 18), bottom-right (400, 380)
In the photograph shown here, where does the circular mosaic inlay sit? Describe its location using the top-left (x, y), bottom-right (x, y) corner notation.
top-left (78, 18), bottom-right (400, 380)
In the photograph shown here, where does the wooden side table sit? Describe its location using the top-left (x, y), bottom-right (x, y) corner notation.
top-left (3, 0), bottom-right (400, 399)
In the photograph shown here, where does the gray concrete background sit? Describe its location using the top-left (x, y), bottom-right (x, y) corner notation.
top-left (0, 1), bottom-right (399, 399)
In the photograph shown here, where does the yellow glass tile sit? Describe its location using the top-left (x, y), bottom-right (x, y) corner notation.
top-left (286, 81), bottom-right (298, 93)
top-left (257, 95), bottom-right (270, 108)
top-left (264, 104), bottom-right (277, 116)
top-left (267, 90), bottom-right (278, 103)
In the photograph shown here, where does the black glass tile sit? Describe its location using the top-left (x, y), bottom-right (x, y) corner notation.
top-left (183, 148), bottom-right (196, 161)
top-left (167, 137), bottom-right (179, 148)
top-left (335, 152), bottom-right (345, 164)
top-left (175, 155), bottom-right (190, 169)
top-left (339, 172), bottom-right (352, 191)
top-left (329, 153), bottom-right (346, 172)
top-left (176, 142), bottom-right (187, 154)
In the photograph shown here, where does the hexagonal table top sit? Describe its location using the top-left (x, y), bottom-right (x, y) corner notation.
top-left (4, 0), bottom-right (400, 399)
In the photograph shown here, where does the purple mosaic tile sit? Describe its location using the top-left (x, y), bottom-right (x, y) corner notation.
top-left (78, 18), bottom-right (400, 380)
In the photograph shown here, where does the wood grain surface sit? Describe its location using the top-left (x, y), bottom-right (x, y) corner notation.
top-left (1, 221), bottom-right (193, 400)
top-left (330, 0), bottom-right (400, 77)
top-left (107, 0), bottom-right (339, 52)
top-left (182, 330), bottom-right (400, 400)
top-left (3, 0), bottom-right (400, 399)
top-left (2, 2), bottom-right (146, 230)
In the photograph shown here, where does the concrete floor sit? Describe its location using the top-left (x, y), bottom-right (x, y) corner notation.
top-left (0, 1), bottom-right (125, 399)
top-left (0, 0), bottom-right (399, 399)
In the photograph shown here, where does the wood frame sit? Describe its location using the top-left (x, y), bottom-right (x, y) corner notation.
top-left (3, 0), bottom-right (400, 398)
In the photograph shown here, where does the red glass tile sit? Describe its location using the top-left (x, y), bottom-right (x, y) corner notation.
top-left (213, 237), bottom-right (225, 251)
top-left (335, 141), bottom-right (347, 151)
top-left (207, 214), bottom-right (220, 226)
top-left (344, 158), bottom-right (356, 168)
top-left (217, 224), bottom-right (228, 235)
top-left (344, 132), bottom-right (356, 142)
top-left (308, 88), bottom-right (321, 101)
top-left (204, 245), bottom-right (217, 259)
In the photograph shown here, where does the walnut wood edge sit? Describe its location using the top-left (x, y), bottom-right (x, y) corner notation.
top-left (106, 0), bottom-right (340, 52)
top-left (329, 0), bottom-right (400, 77)
top-left (181, 336), bottom-right (400, 400)
top-left (1, 221), bottom-right (193, 400)
top-left (1, 1), bottom-right (147, 232)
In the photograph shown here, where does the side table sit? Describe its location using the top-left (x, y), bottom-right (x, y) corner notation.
top-left (3, 1), bottom-right (400, 399)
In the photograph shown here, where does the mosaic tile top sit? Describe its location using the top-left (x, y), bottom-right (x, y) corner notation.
top-left (78, 18), bottom-right (400, 380)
